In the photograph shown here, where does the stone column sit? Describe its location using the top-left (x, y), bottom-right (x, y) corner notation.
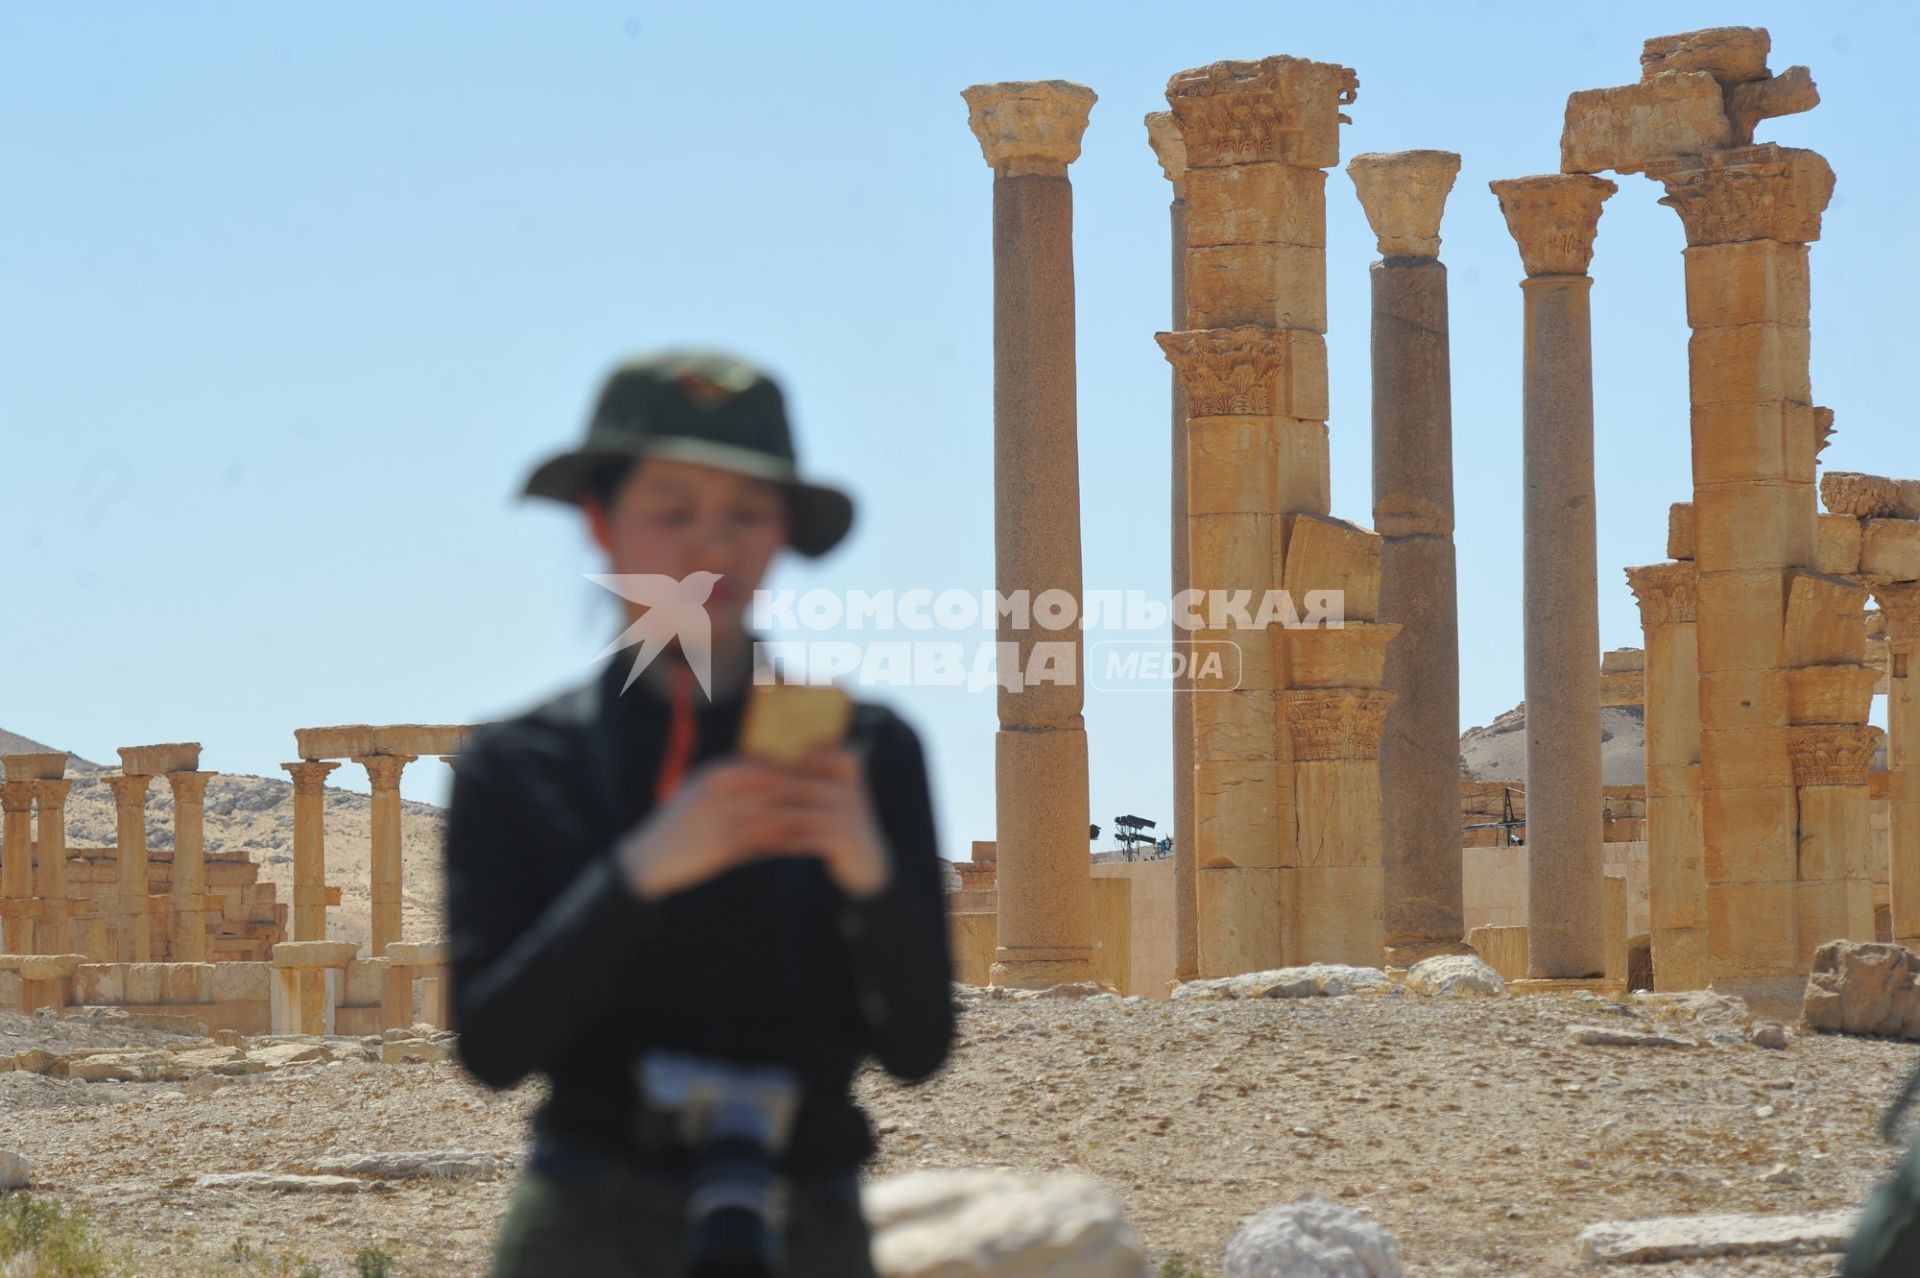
top-left (30, 779), bottom-right (73, 956)
top-left (1880, 583), bottom-right (1920, 946)
top-left (962, 79), bottom-right (1097, 987)
top-left (355, 754), bottom-right (416, 957)
top-left (1626, 562), bottom-right (1707, 988)
top-left (282, 760), bottom-right (340, 942)
top-left (166, 771), bottom-right (215, 962)
top-left (1146, 109), bottom-right (1199, 983)
top-left (1788, 722), bottom-right (1881, 951)
top-left (1160, 55), bottom-right (1361, 976)
top-left (104, 773), bottom-right (154, 962)
top-left (1650, 144), bottom-right (1834, 1005)
top-left (1350, 150), bottom-right (1465, 962)
top-left (1490, 173), bottom-right (1616, 978)
top-left (0, 781), bottom-right (33, 951)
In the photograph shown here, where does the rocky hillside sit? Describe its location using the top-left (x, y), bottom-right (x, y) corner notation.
top-left (1459, 702), bottom-right (1649, 786)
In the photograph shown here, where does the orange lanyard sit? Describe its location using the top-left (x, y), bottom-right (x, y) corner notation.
top-left (653, 660), bottom-right (698, 805)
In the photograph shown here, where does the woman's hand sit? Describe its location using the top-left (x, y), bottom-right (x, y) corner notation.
top-left (616, 746), bottom-right (893, 901)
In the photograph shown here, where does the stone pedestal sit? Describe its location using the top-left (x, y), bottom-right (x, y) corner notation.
top-left (355, 754), bottom-right (416, 957)
top-left (962, 79), bottom-right (1098, 987)
top-left (1651, 143), bottom-right (1835, 1006)
top-left (270, 940), bottom-right (359, 1036)
top-left (1350, 150), bottom-right (1465, 955)
top-left (103, 773), bottom-right (154, 962)
top-left (1627, 563), bottom-right (1708, 989)
top-left (1490, 173), bottom-right (1616, 978)
top-left (1147, 109), bottom-right (1199, 984)
top-left (282, 760), bottom-right (340, 942)
top-left (382, 940), bottom-right (449, 1029)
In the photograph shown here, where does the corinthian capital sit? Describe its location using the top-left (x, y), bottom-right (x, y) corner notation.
top-left (1489, 174), bottom-right (1617, 277)
top-left (1348, 150), bottom-right (1460, 258)
top-left (1164, 55), bottom-right (1357, 171)
top-left (1648, 143), bottom-right (1834, 247)
top-left (1787, 724), bottom-right (1882, 787)
top-left (1283, 689), bottom-right (1394, 761)
top-left (281, 760), bottom-right (342, 796)
top-left (353, 754), bottom-right (418, 791)
top-left (961, 80), bottom-right (1096, 178)
top-left (166, 770), bottom-right (216, 807)
top-left (1144, 111), bottom-right (1187, 196)
top-left (1625, 562), bottom-right (1699, 627)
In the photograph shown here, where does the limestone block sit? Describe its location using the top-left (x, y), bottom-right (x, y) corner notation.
top-left (865, 1168), bottom-right (1148, 1278)
top-left (1194, 761), bottom-right (1283, 868)
top-left (1862, 519), bottom-right (1920, 581)
top-left (1406, 953), bottom-right (1505, 996)
top-left (948, 912), bottom-right (995, 987)
top-left (1284, 624), bottom-right (1396, 690)
top-left (1467, 925), bottom-right (1529, 982)
top-left (1699, 785), bottom-right (1796, 876)
top-left (1291, 762), bottom-right (1385, 869)
top-left (1785, 571), bottom-right (1869, 667)
top-left (1172, 963), bottom-right (1387, 1000)
top-left (1668, 503), bottom-right (1696, 561)
top-left (1270, 419), bottom-right (1333, 516)
top-left (1797, 878), bottom-right (1875, 968)
top-left (344, 958), bottom-right (384, 1009)
top-left (272, 940), bottom-right (359, 969)
top-left (1683, 240), bottom-right (1809, 331)
top-left (1561, 72), bottom-right (1731, 176)
top-left (71, 963), bottom-right (119, 1004)
top-left (124, 962), bottom-right (164, 1006)
top-left (1803, 940), bottom-right (1920, 1038)
top-left (1784, 665), bottom-right (1880, 730)
top-left (1184, 163), bottom-right (1326, 250)
top-left (1091, 878), bottom-right (1131, 996)
top-left (161, 963), bottom-right (213, 1005)
top-left (1222, 1200), bottom-right (1403, 1278)
top-left (1686, 324), bottom-right (1811, 413)
top-left (1823, 471), bottom-right (1917, 520)
top-left (116, 743), bottom-right (201, 776)
top-left (1600, 671), bottom-right (1645, 708)
top-left (0, 972), bottom-right (18, 1011)
top-left (1196, 867), bottom-right (1283, 977)
top-left (211, 961), bottom-right (271, 1003)
top-left (1578, 1209), bottom-right (1857, 1265)
top-left (1693, 484), bottom-right (1810, 574)
top-left (1706, 881), bottom-right (1801, 977)
top-left (383, 942), bottom-right (447, 966)
top-left (1653, 925), bottom-right (1709, 992)
top-left (1286, 865), bottom-right (1384, 967)
top-left (1698, 669), bottom-right (1789, 732)
top-left (0, 753), bottom-right (66, 782)
top-left (294, 725), bottom-right (377, 760)
top-left (382, 1038), bottom-right (452, 1065)
top-left (1604, 873), bottom-right (1629, 982)
top-left (1817, 515), bottom-right (1864, 576)
top-left (1184, 243), bottom-right (1328, 333)
top-left (1191, 688), bottom-right (1277, 765)
top-left (1280, 514), bottom-right (1380, 622)
top-left (1640, 27), bottom-right (1773, 84)
top-left (1695, 570), bottom-right (1788, 672)
top-left (1186, 419), bottom-right (1279, 515)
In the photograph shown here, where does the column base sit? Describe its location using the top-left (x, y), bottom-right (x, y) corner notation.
top-left (989, 955), bottom-right (1096, 989)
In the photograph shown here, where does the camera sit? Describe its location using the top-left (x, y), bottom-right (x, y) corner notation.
top-left (639, 1051), bottom-right (803, 1278)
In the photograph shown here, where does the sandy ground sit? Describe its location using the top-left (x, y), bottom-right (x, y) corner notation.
top-left (6, 988), bottom-right (1918, 1277)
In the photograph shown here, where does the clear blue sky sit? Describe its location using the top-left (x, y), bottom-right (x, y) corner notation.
top-left (2, 2), bottom-right (1910, 865)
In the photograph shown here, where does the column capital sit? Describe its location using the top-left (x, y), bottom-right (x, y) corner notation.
top-left (1143, 111), bottom-right (1187, 196)
top-left (354, 753), bottom-right (418, 791)
top-left (1347, 150), bottom-right (1460, 259)
top-left (1154, 326), bottom-right (1287, 418)
top-left (165, 770), bottom-right (216, 806)
top-left (1625, 562), bottom-right (1699, 627)
top-left (960, 80), bottom-right (1096, 178)
top-left (0, 780), bottom-right (33, 814)
top-left (1489, 174), bottom-right (1617, 277)
top-left (1873, 580), bottom-right (1920, 642)
top-left (28, 778), bottom-right (73, 809)
top-left (1283, 688), bottom-right (1394, 761)
top-left (1648, 143), bottom-right (1834, 248)
top-left (281, 759), bottom-right (342, 795)
top-left (102, 773), bottom-right (152, 809)
top-left (1787, 724), bottom-right (1882, 787)
top-left (1164, 55), bottom-right (1357, 171)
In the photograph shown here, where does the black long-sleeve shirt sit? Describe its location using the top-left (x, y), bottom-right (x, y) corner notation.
top-left (442, 645), bottom-right (954, 1177)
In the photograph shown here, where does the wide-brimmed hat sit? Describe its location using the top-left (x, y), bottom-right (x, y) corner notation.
top-left (521, 350), bottom-right (855, 557)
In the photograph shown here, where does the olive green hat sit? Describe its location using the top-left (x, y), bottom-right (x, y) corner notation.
top-left (521, 350), bottom-right (855, 557)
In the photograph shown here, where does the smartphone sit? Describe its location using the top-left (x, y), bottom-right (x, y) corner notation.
top-left (737, 682), bottom-right (854, 765)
